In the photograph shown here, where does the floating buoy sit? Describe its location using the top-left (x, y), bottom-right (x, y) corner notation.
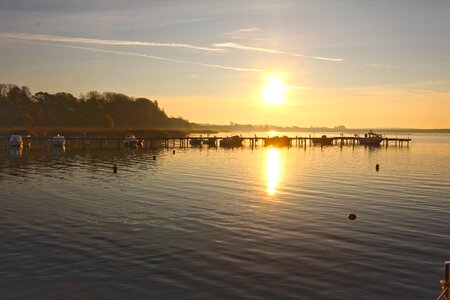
top-left (375, 164), bottom-right (380, 171)
top-left (113, 164), bottom-right (117, 173)
top-left (347, 213), bottom-right (357, 220)
top-left (153, 155), bottom-right (156, 160)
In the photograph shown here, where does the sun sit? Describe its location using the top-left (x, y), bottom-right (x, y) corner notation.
top-left (263, 75), bottom-right (286, 105)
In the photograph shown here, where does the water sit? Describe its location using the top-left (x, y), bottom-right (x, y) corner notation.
top-left (1, 133), bottom-right (449, 299)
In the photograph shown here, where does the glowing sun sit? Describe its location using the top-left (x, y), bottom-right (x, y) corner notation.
top-left (263, 75), bottom-right (286, 105)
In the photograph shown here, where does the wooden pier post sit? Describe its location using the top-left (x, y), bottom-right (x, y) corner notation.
top-left (445, 261), bottom-right (450, 299)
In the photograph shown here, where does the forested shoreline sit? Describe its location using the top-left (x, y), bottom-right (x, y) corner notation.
top-left (0, 84), bottom-right (190, 129)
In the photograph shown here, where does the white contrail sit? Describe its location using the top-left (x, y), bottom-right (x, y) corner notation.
top-left (0, 32), bottom-right (223, 52)
top-left (53, 44), bottom-right (263, 72)
top-left (213, 42), bottom-right (343, 62)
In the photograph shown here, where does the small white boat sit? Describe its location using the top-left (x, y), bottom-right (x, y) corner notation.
top-left (9, 134), bottom-right (23, 147)
top-left (123, 134), bottom-right (143, 148)
top-left (52, 134), bottom-right (66, 147)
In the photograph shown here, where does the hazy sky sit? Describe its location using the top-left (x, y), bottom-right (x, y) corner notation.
top-left (0, 0), bottom-right (449, 128)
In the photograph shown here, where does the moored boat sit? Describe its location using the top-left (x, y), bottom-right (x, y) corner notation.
top-left (264, 135), bottom-right (292, 147)
top-left (9, 134), bottom-right (23, 147)
top-left (189, 138), bottom-right (202, 146)
top-left (358, 130), bottom-right (383, 146)
top-left (220, 135), bottom-right (244, 147)
top-left (123, 134), bottom-right (143, 148)
top-left (204, 138), bottom-right (217, 146)
top-left (312, 135), bottom-right (334, 145)
top-left (52, 134), bottom-right (66, 147)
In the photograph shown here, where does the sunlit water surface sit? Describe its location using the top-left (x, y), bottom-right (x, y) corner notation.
top-left (1, 134), bottom-right (449, 299)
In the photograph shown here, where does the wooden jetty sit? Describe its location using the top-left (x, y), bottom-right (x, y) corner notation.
top-left (1, 135), bottom-right (412, 150)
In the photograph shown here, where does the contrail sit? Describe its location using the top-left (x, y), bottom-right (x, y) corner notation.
top-left (0, 32), bottom-right (223, 52)
top-left (53, 44), bottom-right (263, 72)
top-left (213, 42), bottom-right (343, 62)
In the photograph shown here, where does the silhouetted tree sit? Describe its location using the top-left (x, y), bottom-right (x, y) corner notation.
top-left (0, 83), bottom-right (191, 129)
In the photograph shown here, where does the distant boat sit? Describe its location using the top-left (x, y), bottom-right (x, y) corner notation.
top-left (204, 138), bottom-right (216, 146)
top-left (264, 136), bottom-right (292, 147)
top-left (52, 134), bottom-right (66, 147)
top-left (123, 134), bottom-right (143, 148)
top-left (312, 135), bottom-right (334, 145)
top-left (358, 130), bottom-right (383, 146)
top-left (189, 138), bottom-right (203, 146)
top-left (9, 134), bottom-right (23, 147)
top-left (220, 135), bottom-right (244, 147)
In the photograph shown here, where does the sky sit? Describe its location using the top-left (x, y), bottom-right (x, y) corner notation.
top-left (0, 0), bottom-right (449, 128)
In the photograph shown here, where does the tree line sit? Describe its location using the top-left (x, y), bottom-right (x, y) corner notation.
top-left (0, 84), bottom-right (190, 129)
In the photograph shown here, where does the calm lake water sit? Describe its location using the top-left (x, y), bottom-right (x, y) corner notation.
top-left (1, 133), bottom-right (449, 299)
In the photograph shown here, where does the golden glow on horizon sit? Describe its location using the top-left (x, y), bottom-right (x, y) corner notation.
top-left (267, 148), bottom-right (281, 195)
top-left (263, 75), bottom-right (286, 105)
top-left (268, 131), bottom-right (278, 137)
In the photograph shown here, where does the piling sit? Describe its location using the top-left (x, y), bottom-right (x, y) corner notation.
top-left (445, 262), bottom-right (450, 299)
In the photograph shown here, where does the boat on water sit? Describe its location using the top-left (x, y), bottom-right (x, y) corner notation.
top-left (189, 138), bottom-right (202, 146)
top-left (123, 134), bottom-right (143, 148)
top-left (264, 136), bottom-right (292, 147)
top-left (358, 130), bottom-right (383, 146)
top-left (204, 138), bottom-right (217, 146)
top-left (220, 135), bottom-right (244, 147)
top-left (52, 134), bottom-right (66, 147)
top-left (9, 134), bottom-right (23, 147)
top-left (312, 135), bottom-right (334, 145)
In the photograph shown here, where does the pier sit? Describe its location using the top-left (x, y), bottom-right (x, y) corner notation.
top-left (1, 135), bottom-right (412, 149)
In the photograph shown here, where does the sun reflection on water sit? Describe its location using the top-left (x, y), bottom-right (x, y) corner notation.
top-left (266, 148), bottom-right (281, 195)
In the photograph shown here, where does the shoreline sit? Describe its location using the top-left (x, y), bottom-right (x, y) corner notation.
top-left (0, 127), bottom-right (218, 138)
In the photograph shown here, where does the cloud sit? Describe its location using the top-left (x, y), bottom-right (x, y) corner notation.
top-left (212, 42), bottom-right (343, 62)
top-left (0, 32), bottom-right (222, 52)
top-left (411, 80), bottom-right (446, 86)
top-left (225, 27), bottom-right (263, 35)
top-left (400, 88), bottom-right (441, 94)
top-left (224, 27), bottom-right (268, 41)
top-left (46, 43), bottom-right (262, 72)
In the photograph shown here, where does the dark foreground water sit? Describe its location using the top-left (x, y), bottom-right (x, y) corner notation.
top-left (0, 133), bottom-right (449, 299)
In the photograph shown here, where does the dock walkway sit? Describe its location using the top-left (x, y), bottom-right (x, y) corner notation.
top-left (1, 135), bottom-right (412, 149)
